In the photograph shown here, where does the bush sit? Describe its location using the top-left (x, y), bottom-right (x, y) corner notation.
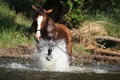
top-left (61, 0), bottom-right (86, 28)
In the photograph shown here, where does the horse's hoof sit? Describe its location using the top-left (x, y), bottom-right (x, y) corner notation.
top-left (46, 57), bottom-right (51, 61)
top-left (46, 55), bottom-right (52, 61)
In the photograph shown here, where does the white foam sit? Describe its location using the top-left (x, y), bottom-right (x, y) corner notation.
top-left (6, 63), bottom-right (29, 69)
top-left (69, 66), bottom-right (107, 73)
top-left (34, 39), bottom-right (70, 72)
top-left (33, 39), bottom-right (107, 73)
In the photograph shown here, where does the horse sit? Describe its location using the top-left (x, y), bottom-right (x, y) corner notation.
top-left (29, 5), bottom-right (72, 57)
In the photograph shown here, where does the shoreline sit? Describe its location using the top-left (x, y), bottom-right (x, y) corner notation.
top-left (0, 46), bottom-right (120, 65)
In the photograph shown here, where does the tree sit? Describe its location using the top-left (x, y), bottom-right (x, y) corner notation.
top-left (43, 0), bottom-right (68, 22)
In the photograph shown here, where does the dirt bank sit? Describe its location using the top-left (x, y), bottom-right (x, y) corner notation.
top-left (0, 46), bottom-right (120, 65)
top-left (0, 46), bottom-right (34, 58)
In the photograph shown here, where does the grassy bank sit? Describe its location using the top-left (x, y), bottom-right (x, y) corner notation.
top-left (0, 0), bottom-right (34, 47)
top-left (72, 11), bottom-right (120, 54)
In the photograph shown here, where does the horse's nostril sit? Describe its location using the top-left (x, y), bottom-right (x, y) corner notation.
top-left (35, 30), bottom-right (41, 41)
top-left (35, 34), bottom-right (41, 41)
top-left (36, 40), bottom-right (40, 44)
top-left (35, 37), bottom-right (40, 41)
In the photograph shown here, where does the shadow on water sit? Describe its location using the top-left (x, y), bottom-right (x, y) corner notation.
top-left (0, 57), bottom-right (120, 80)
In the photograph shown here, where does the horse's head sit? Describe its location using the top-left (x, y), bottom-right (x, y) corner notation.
top-left (32, 5), bottom-right (53, 41)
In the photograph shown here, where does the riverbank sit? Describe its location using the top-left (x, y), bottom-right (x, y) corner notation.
top-left (0, 46), bottom-right (34, 58)
top-left (0, 46), bottom-right (120, 65)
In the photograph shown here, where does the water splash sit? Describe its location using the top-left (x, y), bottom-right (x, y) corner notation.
top-left (33, 39), bottom-right (70, 72)
top-left (6, 63), bottom-right (29, 69)
top-left (0, 39), bottom-right (118, 73)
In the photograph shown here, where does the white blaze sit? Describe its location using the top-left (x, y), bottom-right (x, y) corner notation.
top-left (35, 16), bottom-right (43, 40)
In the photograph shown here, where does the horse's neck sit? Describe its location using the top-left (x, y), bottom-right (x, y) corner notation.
top-left (41, 17), bottom-right (57, 40)
top-left (47, 18), bottom-right (57, 32)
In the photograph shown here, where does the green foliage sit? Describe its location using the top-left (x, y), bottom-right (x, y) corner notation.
top-left (61, 0), bottom-right (120, 29)
top-left (61, 0), bottom-right (86, 28)
top-left (0, 0), bottom-right (34, 47)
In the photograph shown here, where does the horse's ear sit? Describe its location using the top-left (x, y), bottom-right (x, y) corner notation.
top-left (44, 9), bottom-right (53, 14)
top-left (32, 5), bottom-right (38, 11)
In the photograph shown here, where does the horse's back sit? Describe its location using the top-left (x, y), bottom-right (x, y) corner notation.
top-left (56, 23), bottom-right (71, 36)
top-left (56, 23), bottom-right (72, 55)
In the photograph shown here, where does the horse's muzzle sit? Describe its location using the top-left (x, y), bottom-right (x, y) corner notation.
top-left (34, 30), bottom-right (41, 41)
top-left (35, 34), bottom-right (41, 41)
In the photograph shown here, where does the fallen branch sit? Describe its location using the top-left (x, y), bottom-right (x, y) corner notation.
top-left (93, 55), bottom-right (120, 61)
top-left (92, 55), bottom-right (120, 64)
top-left (92, 49), bottom-right (120, 57)
top-left (94, 36), bottom-right (120, 43)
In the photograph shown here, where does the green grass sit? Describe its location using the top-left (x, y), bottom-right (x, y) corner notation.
top-left (0, 0), bottom-right (34, 47)
top-left (72, 43), bottom-right (91, 54)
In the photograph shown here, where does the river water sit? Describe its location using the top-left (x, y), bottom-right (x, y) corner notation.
top-left (0, 57), bottom-right (120, 80)
top-left (0, 40), bottom-right (120, 80)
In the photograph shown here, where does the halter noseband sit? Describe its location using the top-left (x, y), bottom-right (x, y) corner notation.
top-left (36, 29), bottom-right (40, 31)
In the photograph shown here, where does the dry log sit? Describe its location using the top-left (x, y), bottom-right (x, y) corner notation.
top-left (71, 53), bottom-right (120, 65)
top-left (92, 55), bottom-right (120, 64)
top-left (94, 36), bottom-right (120, 43)
top-left (92, 49), bottom-right (120, 57)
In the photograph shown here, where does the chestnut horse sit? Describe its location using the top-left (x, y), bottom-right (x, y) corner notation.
top-left (29, 5), bottom-right (72, 56)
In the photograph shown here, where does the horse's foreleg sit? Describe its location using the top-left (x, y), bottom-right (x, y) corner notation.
top-left (48, 47), bottom-right (52, 55)
top-left (46, 47), bottom-right (53, 61)
top-left (47, 40), bottom-right (54, 55)
top-left (46, 40), bottom-right (54, 61)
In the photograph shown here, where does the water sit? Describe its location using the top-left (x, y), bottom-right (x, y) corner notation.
top-left (34, 39), bottom-right (69, 71)
top-left (0, 57), bottom-right (120, 80)
top-left (0, 67), bottom-right (120, 80)
top-left (0, 39), bottom-right (120, 80)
